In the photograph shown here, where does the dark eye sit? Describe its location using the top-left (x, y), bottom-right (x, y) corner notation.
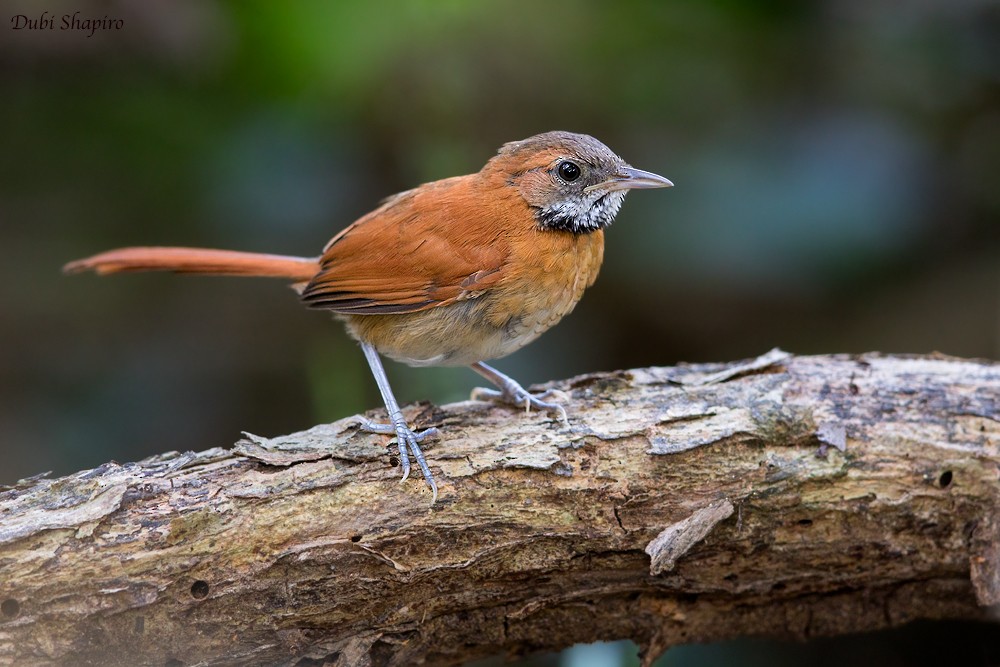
top-left (557, 160), bottom-right (581, 182)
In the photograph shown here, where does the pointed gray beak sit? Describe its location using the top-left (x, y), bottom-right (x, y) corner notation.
top-left (584, 166), bottom-right (674, 194)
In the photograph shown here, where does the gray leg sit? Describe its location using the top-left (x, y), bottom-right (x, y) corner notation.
top-left (358, 342), bottom-right (438, 501)
top-left (469, 362), bottom-right (569, 425)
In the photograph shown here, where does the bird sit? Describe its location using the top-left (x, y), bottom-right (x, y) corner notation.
top-left (64, 131), bottom-right (673, 501)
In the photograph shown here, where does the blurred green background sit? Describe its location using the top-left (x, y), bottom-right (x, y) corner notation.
top-left (2, 0), bottom-right (998, 665)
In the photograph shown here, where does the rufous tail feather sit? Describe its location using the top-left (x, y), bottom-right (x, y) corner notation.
top-left (64, 247), bottom-right (320, 282)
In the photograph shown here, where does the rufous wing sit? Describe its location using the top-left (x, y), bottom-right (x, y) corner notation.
top-left (300, 176), bottom-right (510, 315)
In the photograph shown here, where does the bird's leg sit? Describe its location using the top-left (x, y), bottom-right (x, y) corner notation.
top-left (357, 342), bottom-right (438, 501)
top-left (469, 361), bottom-right (569, 425)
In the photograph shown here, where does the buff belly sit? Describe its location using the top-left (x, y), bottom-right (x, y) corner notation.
top-left (343, 288), bottom-right (575, 367)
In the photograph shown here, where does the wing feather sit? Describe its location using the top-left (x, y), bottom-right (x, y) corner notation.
top-left (301, 176), bottom-right (509, 315)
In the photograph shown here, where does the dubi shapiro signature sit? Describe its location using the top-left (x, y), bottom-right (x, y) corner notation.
top-left (10, 12), bottom-right (124, 38)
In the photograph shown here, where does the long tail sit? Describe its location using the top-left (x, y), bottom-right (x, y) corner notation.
top-left (64, 247), bottom-right (321, 281)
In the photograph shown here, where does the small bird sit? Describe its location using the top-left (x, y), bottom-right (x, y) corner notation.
top-left (65, 131), bottom-right (672, 500)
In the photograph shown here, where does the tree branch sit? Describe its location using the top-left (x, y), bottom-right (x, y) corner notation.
top-left (1, 351), bottom-right (998, 666)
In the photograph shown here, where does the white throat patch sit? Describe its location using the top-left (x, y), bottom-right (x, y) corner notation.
top-left (535, 191), bottom-right (627, 233)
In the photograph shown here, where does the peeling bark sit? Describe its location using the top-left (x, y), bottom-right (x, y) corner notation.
top-left (0, 351), bottom-right (998, 666)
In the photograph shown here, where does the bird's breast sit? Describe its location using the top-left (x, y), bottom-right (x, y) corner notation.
top-left (487, 228), bottom-right (605, 347)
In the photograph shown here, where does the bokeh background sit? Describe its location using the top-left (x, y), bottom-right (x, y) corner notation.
top-left (2, 1), bottom-right (998, 665)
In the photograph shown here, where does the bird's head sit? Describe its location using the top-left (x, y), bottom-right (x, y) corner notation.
top-left (487, 131), bottom-right (673, 234)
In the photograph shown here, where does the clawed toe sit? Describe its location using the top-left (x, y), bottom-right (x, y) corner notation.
top-left (354, 416), bottom-right (439, 502)
top-left (470, 385), bottom-right (570, 426)
top-left (353, 416), bottom-right (437, 439)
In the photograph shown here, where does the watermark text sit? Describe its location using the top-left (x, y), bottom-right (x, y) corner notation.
top-left (10, 12), bottom-right (124, 38)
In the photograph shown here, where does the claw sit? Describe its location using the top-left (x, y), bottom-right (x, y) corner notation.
top-left (355, 416), bottom-right (439, 501)
top-left (470, 374), bottom-right (570, 427)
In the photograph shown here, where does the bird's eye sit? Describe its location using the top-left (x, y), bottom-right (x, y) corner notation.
top-left (557, 160), bottom-right (581, 182)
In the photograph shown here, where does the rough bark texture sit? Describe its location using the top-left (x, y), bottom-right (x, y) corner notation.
top-left (1, 351), bottom-right (998, 667)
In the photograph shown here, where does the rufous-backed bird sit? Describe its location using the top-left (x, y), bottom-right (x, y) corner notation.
top-left (65, 131), bottom-right (673, 501)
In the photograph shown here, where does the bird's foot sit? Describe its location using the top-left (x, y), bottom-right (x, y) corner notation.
top-left (471, 382), bottom-right (570, 426)
top-left (354, 416), bottom-right (440, 502)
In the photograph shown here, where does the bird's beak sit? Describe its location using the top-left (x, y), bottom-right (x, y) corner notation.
top-left (584, 166), bottom-right (674, 194)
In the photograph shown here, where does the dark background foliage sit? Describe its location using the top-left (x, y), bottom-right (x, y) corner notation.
top-left (2, 1), bottom-right (997, 665)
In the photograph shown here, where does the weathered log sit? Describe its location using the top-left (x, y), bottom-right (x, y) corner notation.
top-left (0, 351), bottom-right (998, 666)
